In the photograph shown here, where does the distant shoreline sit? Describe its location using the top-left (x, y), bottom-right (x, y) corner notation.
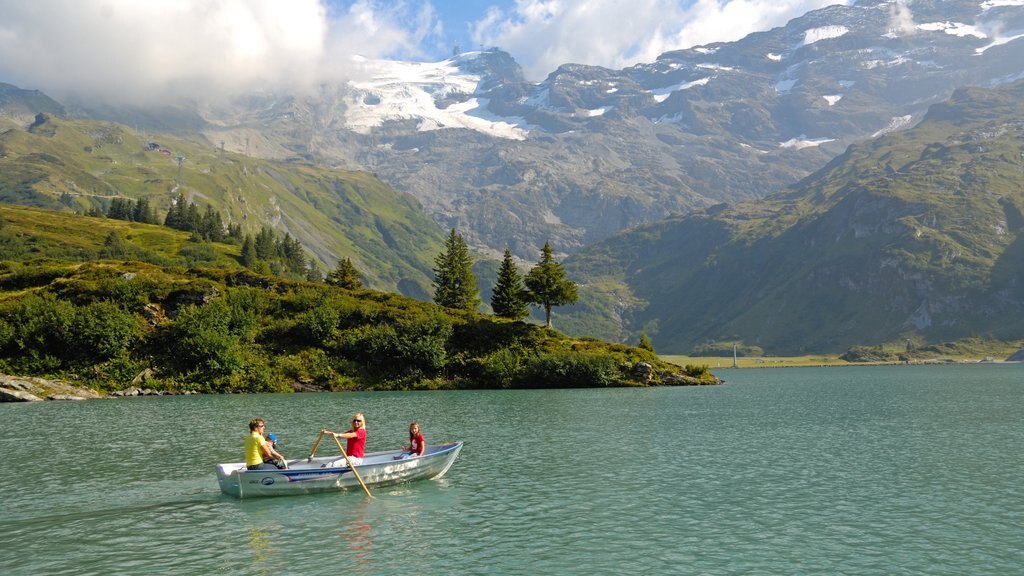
top-left (661, 355), bottom-right (1020, 369)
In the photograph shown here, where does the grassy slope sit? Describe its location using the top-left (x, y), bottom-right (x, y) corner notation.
top-left (0, 115), bottom-right (443, 295)
top-left (0, 203), bottom-right (240, 269)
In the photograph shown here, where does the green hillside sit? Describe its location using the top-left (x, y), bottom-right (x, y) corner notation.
top-left (0, 204), bottom-right (713, 392)
top-left (0, 113), bottom-right (443, 296)
top-left (562, 80), bottom-right (1024, 355)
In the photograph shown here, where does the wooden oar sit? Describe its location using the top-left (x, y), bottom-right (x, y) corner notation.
top-left (331, 434), bottom-right (374, 499)
top-left (307, 430), bottom-right (326, 461)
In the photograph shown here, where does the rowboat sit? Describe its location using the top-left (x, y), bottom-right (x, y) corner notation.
top-left (216, 441), bottom-right (464, 498)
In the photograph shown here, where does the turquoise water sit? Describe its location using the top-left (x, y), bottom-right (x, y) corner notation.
top-left (1, 364), bottom-right (1022, 575)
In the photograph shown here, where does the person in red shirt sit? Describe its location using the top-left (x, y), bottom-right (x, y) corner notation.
top-left (325, 412), bottom-right (367, 466)
top-left (402, 421), bottom-right (426, 459)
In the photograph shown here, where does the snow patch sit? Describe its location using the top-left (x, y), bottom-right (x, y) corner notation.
top-left (578, 107), bottom-right (609, 117)
top-left (802, 25), bottom-right (849, 46)
top-left (872, 115), bottom-right (913, 138)
top-left (650, 77), bottom-right (711, 103)
top-left (696, 63), bottom-right (735, 71)
top-left (344, 54), bottom-right (532, 140)
top-left (767, 53), bottom-right (782, 62)
top-left (693, 47), bottom-right (718, 55)
top-left (976, 30), bottom-right (1024, 54)
top-left (780, 136), bottom-right (834, 149)
top-left (823, 94), bottom-right (843, 106)
top-left (981, 0), bottom-right (1024, 9)
top-left (917, 21), bottom-right (987, 38)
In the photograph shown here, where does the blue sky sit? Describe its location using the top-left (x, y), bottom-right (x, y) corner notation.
top-left (0, 0), bottom-right (850, 101)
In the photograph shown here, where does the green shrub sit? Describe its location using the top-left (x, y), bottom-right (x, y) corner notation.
top-left (297, 302), bottom-right (340, 346)
top-left (156, 301), bottom-right (244, 378)
top-left (683, 364), bottom-right (710, 378)
top-left (473, 347), bottom-right (523, 388)
top-left (179, 242), bottom-right (222, 267)
top-left (517, 351), bottom-right (619, 388)
top-left (338, 312), bottom-right (453, 379)
top-left (72, 301), bottom-right (146, 361)
top-left (277, 348), bottom-right (345, 389)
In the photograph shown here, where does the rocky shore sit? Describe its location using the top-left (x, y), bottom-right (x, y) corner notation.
top-left (0, 374), bottom-right (102, 401)
top-left (0, 374), bottom-right (200, 402)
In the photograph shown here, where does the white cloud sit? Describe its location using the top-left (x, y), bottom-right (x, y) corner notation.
top-left (472, 0), bottom-right (853, 80)
top-left (888, 0), bottom-right (917, 36)
top-left (0, 0), bottom-right (440, 103)
top-left (0, 0), bottom-right (857, 101)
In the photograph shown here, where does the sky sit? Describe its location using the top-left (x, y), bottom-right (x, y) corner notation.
top-left (0, 0), bottom-right (851, 103)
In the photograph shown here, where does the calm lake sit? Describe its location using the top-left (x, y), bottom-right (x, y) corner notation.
top-left (2, 364), bottom-right (1022, 575)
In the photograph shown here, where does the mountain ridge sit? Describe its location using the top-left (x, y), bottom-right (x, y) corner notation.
top-left (562, 79), bottom-right (1024, 354)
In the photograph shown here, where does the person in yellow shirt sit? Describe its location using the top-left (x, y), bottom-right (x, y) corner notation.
top-left (245, 418), bottom-right (286, 470)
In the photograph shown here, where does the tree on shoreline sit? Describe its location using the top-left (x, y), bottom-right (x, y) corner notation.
top-left (524, 241), bottom-right (578, 328)
top-left (432, 228), bottom-right (479, 311)
top-left (491, 248), bottom-right (529, 320)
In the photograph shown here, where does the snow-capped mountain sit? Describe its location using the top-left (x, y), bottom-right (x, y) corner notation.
top-left (83, 0), bottom-right (1024, 260)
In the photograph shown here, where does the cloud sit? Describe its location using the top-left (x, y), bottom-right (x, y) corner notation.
top-left (0, 0), bottom-right (856, 101)
top-left (888, 0), bottom-right (918, 35)
top-left (472, 0), bottom-right (853, 80)
top-left (0, 0), bottom-right (440, 103)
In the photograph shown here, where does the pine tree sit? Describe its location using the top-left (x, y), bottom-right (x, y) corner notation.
top-left (164, 193), bottom-right (187, 229)
top-left (99, 231), bottom-right (128, 259)
top-left (432, 228), bottom-right (479, 311)
top-left (524, 241), bottom-right (578, 328)
top-left (240, 235), bottom-right (258, 269)
top-left (491, 249), bottom-right (529, 320)
top-left (254, 226), bottom-right (276, 260)
top-left (639, 332), bottom-right (655, 352)
top-left (326, 257), bottom-right (363, 289)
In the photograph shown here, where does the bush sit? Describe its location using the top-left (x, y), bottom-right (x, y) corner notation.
top-left (471, 347), bottom-right (524, 388)
top-left (338, 312), bottom-right (453, 379)
top-left (156, 301), bottom-right (244, 378)
top-left (683, 364), bottom-right (710, 378)
top-left (517, 351), bottom-right (619, 388)
top-left (72, 301), bottom-right (146, 361)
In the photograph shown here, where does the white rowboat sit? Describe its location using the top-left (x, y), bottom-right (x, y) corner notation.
top-left (216, 441), bottom-right (463, 498)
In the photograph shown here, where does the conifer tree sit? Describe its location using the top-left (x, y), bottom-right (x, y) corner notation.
top-left (491, 249), bottom-right (529, 320)
top-left (326, 257), bottom-right (363, 289)
top-left (240, 235), bottom-right (258, 269)
top-left (254, 226), bottom-right (276, 260)
top-left (164, 193), bottom-right (187, 229)
top-left (524, 241), bottom-right (578, 328)
top-left (432, 228), bottom-right (479, 311)
top-left (639, 332), bottom-right (655, 352)
top-left (99, 231), bottom-right (128, 259)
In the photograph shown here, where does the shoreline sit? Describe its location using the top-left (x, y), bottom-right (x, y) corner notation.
top-left (662, 356), bottom-right (1021, 369)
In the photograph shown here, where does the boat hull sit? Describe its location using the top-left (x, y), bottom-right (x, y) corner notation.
top-left (216, 441), bottom-right (463, 498)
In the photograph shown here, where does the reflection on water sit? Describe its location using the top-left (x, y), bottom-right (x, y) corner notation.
top-left (2, 364), bottom-right (1023, 575)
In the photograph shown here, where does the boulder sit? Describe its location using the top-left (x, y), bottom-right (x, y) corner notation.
top-left (0, 387), bottom-right (44, 402)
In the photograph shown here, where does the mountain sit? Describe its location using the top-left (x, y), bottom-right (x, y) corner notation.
top-left (0, 83), bottom-right (65, 125)
top-left (65, 0), bottom-right (1024, 261)
top-left (0, 114), bottom-right (444, 296)
top-left (561, 79), bottom-right (1024, 354)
